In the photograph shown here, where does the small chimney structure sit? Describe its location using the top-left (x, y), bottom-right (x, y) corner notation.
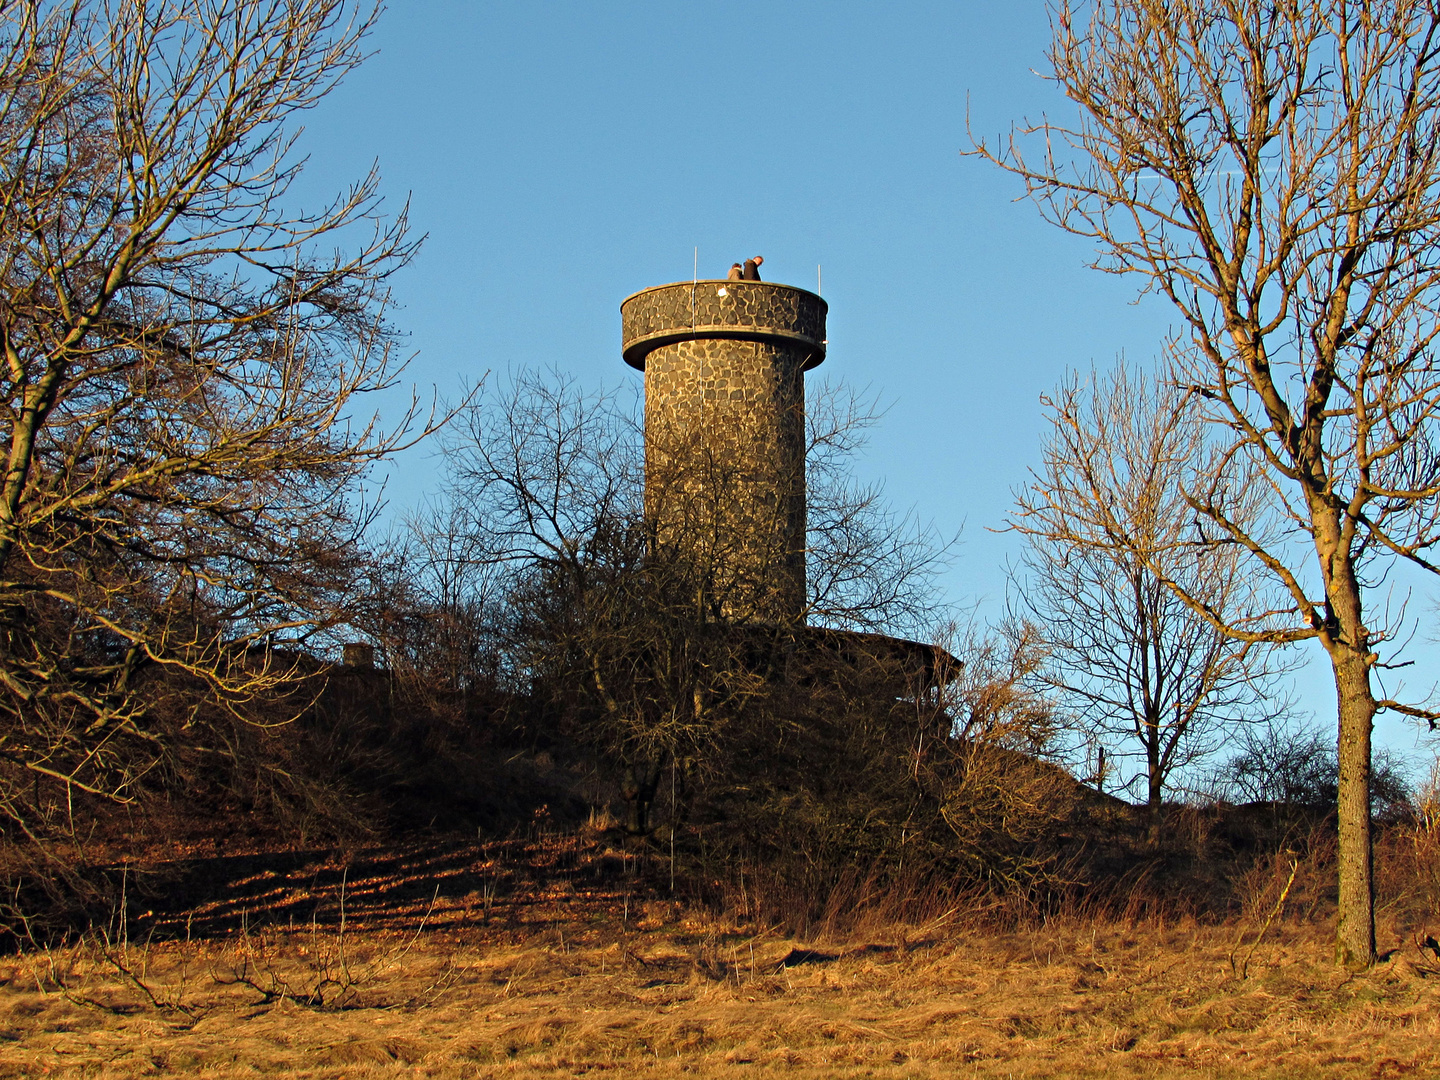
top-left (621, 277), bottom-right (827, 623)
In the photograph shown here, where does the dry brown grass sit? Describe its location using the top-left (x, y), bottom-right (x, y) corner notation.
top-left (0, 809), bottom-right (1435, 1079)
top-left (0, 898), bottom-right (1437, 1079)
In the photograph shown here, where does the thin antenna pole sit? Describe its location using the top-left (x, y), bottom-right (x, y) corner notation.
top-left (693, 246), bottom-right (698, 285)
top-left (817, 264), bottom-right (822, 295)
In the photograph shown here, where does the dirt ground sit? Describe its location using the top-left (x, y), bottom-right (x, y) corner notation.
top-left (0, 837), bottom-right (1436, 1078)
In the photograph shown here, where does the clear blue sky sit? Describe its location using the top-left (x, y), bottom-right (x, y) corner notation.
top-left (296, 1), bottom-right (1434, 777)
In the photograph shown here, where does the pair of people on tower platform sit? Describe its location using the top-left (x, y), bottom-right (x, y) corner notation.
top-left (727, 256), bottom-right (763, 281)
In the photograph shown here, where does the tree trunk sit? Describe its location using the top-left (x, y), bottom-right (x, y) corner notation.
top-left (1332, 649), bottom-right (1376, 968)
top-left (621, 758), bottom-right (665, 835)
top-left (1145, 724), bottom-right (1163, 810)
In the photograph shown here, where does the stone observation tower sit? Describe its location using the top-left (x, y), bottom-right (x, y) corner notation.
top-left (621, 278), bottom-right (827, 624)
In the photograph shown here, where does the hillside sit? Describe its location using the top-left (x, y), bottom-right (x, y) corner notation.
top-left (2, 828), bottom-right (1438, 1078)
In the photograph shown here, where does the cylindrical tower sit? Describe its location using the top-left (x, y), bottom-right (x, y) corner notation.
top-left (621, 279), bottom-right (827, 624)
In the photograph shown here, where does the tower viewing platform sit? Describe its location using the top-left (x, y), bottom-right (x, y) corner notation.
top-left (620, 280), bottom-right (827, 371)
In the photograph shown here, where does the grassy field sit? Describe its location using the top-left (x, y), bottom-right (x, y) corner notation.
top-left (0, 835), bottom-right (1436, 1078)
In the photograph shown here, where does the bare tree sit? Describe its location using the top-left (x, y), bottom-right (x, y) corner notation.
top-left (411, 368), bottom-right (954, 831)
top-left (434, 369), bottom-right (953, 643)
top-left (361, 501), bottom-right (510, 701)
top-left (0, 0), bottom-right (424, 878)
top-left (805, 382), bottom-right (955, 637)
top-left (1013, 363), bottom-right (1294, 810)
top-left (971, 0), bottom-right (1440, 965)
top-left (432, 369), bottom-right (746, 832)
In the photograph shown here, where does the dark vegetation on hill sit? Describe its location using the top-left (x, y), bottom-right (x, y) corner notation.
top-left (5, 610), bottom-right (1433, 952)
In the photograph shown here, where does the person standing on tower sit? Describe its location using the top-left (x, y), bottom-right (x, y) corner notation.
top-left (742, 256), bottom-right (764, 281)
top-left (727, 262), bottom-right (743, 280)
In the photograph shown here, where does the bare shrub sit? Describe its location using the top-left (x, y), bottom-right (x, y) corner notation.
top-left (1375, 756), bottom-right (1440, 931)
top-left (1212, 723), bottom-right (1413, 822)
